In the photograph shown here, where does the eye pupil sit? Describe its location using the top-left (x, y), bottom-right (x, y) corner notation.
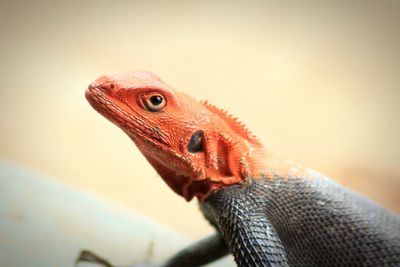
top-left (150, 95), bottom-right (163, 105)
top-left (141, 92), bottom-right (166, 112)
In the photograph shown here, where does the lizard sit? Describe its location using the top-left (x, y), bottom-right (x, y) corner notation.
top-left (84, 70), bottom-right (400, 266)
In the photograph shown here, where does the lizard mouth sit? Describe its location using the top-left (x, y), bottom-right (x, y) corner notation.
top-left (85, 84), bottom-right (133, 128)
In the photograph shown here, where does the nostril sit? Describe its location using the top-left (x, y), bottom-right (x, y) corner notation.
top-left (97, 83), bottom-right (115, 93)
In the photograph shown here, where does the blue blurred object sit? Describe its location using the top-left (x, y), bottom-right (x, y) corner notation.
top-left (0, 162), bottom-right (233, 267)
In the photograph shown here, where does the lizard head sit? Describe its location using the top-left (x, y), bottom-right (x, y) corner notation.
top-left (86, 71), bottom-right (266, 201)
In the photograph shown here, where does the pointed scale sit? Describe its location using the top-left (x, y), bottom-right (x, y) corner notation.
top-left (201, 100), bottom-right (263, 148)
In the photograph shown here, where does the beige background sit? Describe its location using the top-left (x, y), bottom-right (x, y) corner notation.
top-left (1, 1), bottom-right (399, 239)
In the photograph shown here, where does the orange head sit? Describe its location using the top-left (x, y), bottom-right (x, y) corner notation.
top-left (86, 71), bottom-right (266, 201)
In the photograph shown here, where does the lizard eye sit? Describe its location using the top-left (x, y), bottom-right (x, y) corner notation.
top-left (188, 130), bottom-right (204, 153)
top-left (140, 92), bottom-right (166, 112)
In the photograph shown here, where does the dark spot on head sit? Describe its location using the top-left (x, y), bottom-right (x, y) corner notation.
top-left (188, 130), bottom-right (204, 153)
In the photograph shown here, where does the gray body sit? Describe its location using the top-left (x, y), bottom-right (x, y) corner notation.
top-left (78, 174), bottom-right (400, 266)
top-left (163, 174), bottom-right (400, 266)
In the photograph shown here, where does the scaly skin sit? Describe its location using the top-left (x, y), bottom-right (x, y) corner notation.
top-left (85, 71), bottom-right (400, 266)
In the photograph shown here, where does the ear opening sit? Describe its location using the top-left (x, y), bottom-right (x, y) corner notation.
top-left (187, 130), bottom-right (204, 153)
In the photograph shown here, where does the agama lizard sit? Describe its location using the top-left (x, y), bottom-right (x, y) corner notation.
top-left (85, 71), bottom-right (400, 266)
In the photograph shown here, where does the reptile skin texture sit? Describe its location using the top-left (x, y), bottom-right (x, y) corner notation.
top-left (76, 174), bottom-right (400, 267)
top-left (84, 71), bottom-right (400, 267)
top-left (199, 174), bottom-right (400, 266)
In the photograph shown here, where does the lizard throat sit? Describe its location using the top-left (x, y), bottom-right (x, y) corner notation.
top-left (185, 179), bottom-right (228, 202)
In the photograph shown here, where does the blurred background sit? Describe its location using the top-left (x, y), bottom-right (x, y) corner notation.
top-left (1, 0), bottom-right (399, 242)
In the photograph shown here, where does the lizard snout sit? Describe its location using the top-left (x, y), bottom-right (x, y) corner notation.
top-left (90, 82), bottom-right (115, 95)
top-left (89, 75), bottom-right (117, 95)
